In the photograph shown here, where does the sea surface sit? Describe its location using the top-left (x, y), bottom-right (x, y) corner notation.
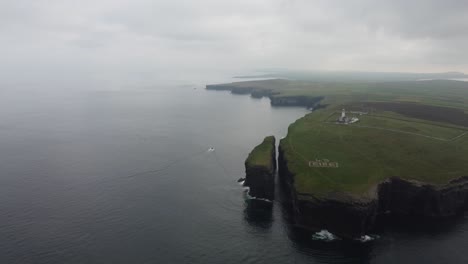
top-left (1, 80), bottom-right (468, 264)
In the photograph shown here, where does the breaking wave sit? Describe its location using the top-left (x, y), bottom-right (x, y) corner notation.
top-left (243, 186), bottom-right (273, 203)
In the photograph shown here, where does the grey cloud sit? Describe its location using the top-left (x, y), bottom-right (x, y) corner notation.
top-left (0, 0), bottom-right (467, 86)
top-left (331, 0), bottom-right (468, 39)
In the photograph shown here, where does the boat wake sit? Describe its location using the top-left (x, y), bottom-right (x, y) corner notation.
top-left (356, 234), bottom-right (379, 243)
top-left (311, 230), bottom-right (339, 241)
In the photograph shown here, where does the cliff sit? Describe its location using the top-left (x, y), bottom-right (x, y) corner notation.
top-left (206, 84), bottom-right (323, 108)
top-left (206, 84), bottom-right (273, 97)
top-left (208, 78), bottom-right (468, 238)
top-left (270, 95), bottom-right (324, 108)
top-left (278, 143), bottom-right (468, 239)
top-left (244, 136), bottom-right (276, 200)
top-left (378, 176), bottom-right (468, 218)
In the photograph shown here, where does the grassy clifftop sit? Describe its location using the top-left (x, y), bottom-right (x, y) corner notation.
top-left (209, 78), bottom-right (468, 197)
top-left (280, 106), bottom-right (468, 197)
top-left (210, 76), bottom-right (468, 236)
top-left (207, 79), bottom-right (468, 110)
top-left (245, 136), bottom-right (276, 171)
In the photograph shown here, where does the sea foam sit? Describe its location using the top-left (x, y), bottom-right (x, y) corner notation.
top-left (243, 187), bottom-right (273, 203)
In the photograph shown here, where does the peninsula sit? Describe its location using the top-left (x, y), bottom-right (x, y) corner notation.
top-left (207, 75), bottom-right (468, 239)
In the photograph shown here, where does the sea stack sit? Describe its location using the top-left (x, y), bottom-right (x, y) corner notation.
top-left (244, 136), bottom-right (276, 200)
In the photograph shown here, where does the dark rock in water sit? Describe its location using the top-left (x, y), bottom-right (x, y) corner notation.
top-left (278, 144), bottom-right (468, 239)
top-left (237, 177), bottom-right (246, 183)
top-left (244, 136), bottom-right (276, 200)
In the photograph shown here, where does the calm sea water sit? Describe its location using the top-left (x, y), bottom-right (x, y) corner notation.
top-left (1, 81), bottom-right (467, 263)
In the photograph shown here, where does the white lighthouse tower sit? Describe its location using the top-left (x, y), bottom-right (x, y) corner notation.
top-left (338, 108), bottom-right (347, 123)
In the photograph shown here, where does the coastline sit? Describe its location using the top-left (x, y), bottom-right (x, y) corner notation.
top-left (207, 80), bottom-right (468, 239)
top-left (279, 142), bottom-right (468, 239)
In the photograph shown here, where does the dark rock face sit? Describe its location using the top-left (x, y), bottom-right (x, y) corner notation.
top-left (278, 145), bottom-right (377, 238)
top-left (250, 89), bottom-right (273, 98)
top-left (378, 176), bottom-right (468, 218)
top-left (278, 145), bottom-right (468, 239)
top-left (244, 138), bottom-right (276, 200)
top-left (206, 84), bottom-right (323, 108)
top-left (244, 164), bottom-right (275, 200)
top-left (292, 195), bottom-right (378, 239)
top-left (205, 84), bottom-right (236, 91)
top-left (270, 96), bottom-right (324, 108)
top-left (206, 85), bottom-right (272, 97)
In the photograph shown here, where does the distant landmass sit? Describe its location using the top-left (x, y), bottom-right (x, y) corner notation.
top-left (207, 72), bottom-right (468, 239)
top-left (233, 70), bottom-right (468, 82)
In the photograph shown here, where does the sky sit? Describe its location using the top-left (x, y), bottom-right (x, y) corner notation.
top-left (1, 0), bottom-right (468, 85)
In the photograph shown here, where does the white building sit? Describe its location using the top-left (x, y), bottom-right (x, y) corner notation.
top-left (337, 108), bottom-right (359, 124)
top-left (339, 109), bottom-right (346, 122)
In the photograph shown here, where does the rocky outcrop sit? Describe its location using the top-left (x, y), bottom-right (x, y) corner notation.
top-left (244, 136), bottom-right (276, 200)
top-left (278, 144), bottom-right (468, 239)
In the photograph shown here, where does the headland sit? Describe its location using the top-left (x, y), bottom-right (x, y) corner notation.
top-left (207, 76), bottom-right (468, 239)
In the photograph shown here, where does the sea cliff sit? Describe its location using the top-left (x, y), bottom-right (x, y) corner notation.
top-left (378, 176), bottom-right (468, 218)
top-left (206, 83), bottom-right (323, 108)
top-left (278, 143), bottom-right (468, 239)
top-left (207, 78), bottom-right (468, 239)
top-left (244, 136), bottom-right (276, 200)
top-left (269, 95), bottom-right (324, 107)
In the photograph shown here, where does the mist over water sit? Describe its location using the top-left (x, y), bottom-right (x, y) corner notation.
top-left (1, 80), bottom-right (468, 263)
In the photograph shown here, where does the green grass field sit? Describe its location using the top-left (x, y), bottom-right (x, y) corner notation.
top-left (213, 79), bottom-right (468, 111)
top-left (210, 77), bottom-right (468, 197)
top-left (325, 113), bottom-right (467, 141)
top-left (281, 107), bottom-right (468, 197)
top-left (246, 136), bottom-right (275, 170)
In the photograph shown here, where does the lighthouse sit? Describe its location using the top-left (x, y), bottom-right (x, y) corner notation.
top-left (338, 108), bottom-right (346, 122)
top-left (337, 108), bottom-right (359, 124)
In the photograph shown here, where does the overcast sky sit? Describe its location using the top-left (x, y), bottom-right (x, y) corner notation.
top-left (1, 0), bottom-right (468, 85)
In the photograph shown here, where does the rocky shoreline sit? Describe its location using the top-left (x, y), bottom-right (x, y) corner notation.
top-left (278, 143), bottom-right (468, 239)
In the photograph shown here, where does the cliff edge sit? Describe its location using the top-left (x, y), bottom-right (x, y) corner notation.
top-left (244, 136), bottom-right (276, 200)
top-left (279, 143), bottom-right (468, 239)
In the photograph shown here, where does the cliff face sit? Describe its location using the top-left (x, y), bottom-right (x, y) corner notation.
top-left (244, 136), bottom-right (276, 200)
top-left (270, 96), bottom-right (324, 108)
top-left (206, 84), bottom-right (323, 108)
top-left (206, 85), bottom-right (272, 97)
top-left (278, 144), bottom-right (468, 239)
top-left (378, 176), bottom-right (468, 218)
